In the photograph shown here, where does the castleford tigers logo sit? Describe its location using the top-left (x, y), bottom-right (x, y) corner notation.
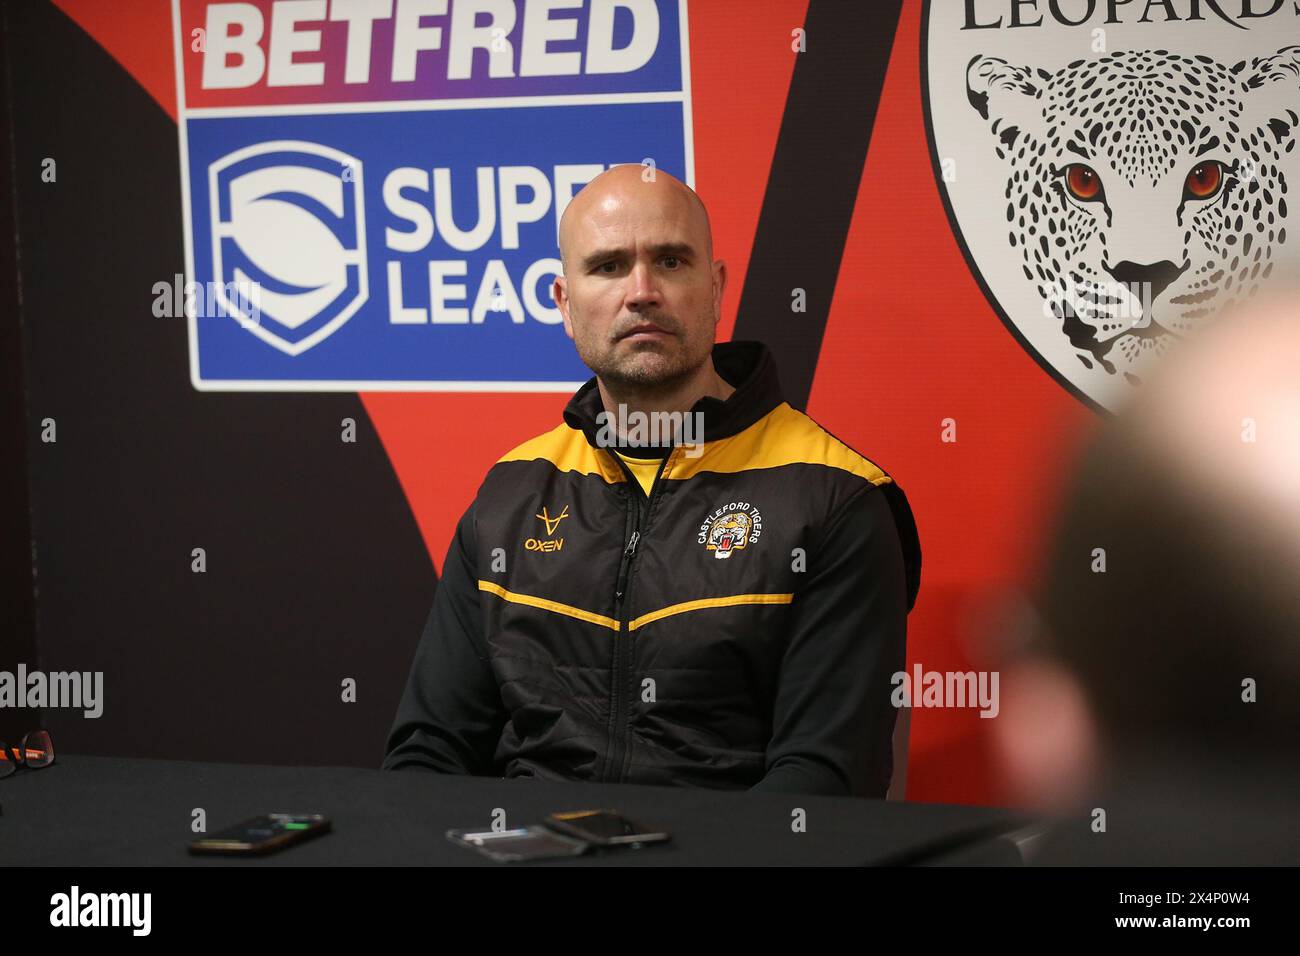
top-left (924, 2), bottom-right (1300, 412)
top-left (525, 505), bottom-right (569, 553)
top-left (698, 502), bottom-right (763, 560)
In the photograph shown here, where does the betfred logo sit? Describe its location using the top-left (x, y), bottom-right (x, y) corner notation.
top-left (173, 0), bottom-right (692, 391)
top-left (189, 0), bottom-right (663, 98)
top-left (210, 141), bottom-right (367, 355)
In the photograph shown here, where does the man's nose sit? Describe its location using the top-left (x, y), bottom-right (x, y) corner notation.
top-left (625, 260), bottom-right (661, 306)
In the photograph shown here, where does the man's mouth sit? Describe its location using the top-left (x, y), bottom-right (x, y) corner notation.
top-left (620, 324), bottom-right (672, 341)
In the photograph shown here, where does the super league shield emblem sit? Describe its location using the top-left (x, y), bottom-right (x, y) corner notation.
top-left (208, 140), bottom-right (368, 356)
top-left (923, 2), bottom-right (1300, 412)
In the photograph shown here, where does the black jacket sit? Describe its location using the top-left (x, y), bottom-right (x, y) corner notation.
top-left (382, 340), bottom-right (922, 797)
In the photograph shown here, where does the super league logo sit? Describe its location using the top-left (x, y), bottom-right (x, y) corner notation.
top-left (209, 140), bottom-right (368, 356)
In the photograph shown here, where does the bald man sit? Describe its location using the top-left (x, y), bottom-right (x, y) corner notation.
top-left (383, 164), bottom-right (921, 797)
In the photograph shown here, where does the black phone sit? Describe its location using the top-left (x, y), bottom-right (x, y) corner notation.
top-left (543, 809), bottom-right (671, 847)
top-left (189, 813), bottom-right (331, 855)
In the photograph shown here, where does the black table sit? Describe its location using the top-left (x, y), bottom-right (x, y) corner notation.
top-left (2, 755), bottom-right (1029, 865)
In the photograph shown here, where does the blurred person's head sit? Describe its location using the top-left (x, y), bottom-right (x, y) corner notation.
top-left (552, 164), bottom-right (726, 398)
top-left (997, 292), bottom-right (1300, 813)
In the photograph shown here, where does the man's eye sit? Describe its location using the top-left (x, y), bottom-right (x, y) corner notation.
top-left (662, 256), bottom-right (681, 269)
top-left (1063, 163), bottom-right (1103, 202)
top-left (1184, 161), bottom-right (1225, 201)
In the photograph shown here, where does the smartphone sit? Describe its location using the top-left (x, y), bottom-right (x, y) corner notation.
top-left (189, 813), bottom-right (331, 855)
top-left (543, 809), bottom-right (671, 847)
top-left (446, 825), bottom-right (591, 862)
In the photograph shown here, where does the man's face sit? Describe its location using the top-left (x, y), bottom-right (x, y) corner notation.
top-left (554, 174), bottom-right (724, 390)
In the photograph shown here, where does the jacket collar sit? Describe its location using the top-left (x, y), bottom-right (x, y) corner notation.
top-left (563, 340), bottom-right (784, 453)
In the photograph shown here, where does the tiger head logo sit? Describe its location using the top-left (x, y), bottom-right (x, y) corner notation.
top-left (707, 512), bottom-right (751, 559)
top-left (698, 503), bottom-right (763, 560)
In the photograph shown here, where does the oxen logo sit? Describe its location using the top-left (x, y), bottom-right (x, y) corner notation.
top-left (209, 141), bottom-right (368, 356)
top-left (924, 3), bottom-right (1300, 411)
top-left (525, 504), bottom-right (569, 553)
top-left (698, 502), bottom-right (763, 560)
top-left (536, 505), bottom-right (569, 536)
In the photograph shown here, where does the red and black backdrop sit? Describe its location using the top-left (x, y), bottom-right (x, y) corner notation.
top-left (11, 0), bottom-right (1281, 805)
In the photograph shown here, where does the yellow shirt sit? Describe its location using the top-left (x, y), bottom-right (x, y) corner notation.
top-left (613, 451), bottom-right (663, 497)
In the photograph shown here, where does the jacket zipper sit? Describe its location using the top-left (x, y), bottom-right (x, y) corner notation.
top-left (604, 449), bottom-right (672, 783)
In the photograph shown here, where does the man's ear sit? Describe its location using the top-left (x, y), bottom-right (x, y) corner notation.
top-left (554, 276), bottom-right (574, 340)
top-left (712, 258), bottom-right (727, 325)
top-left (966, 54), bottom-right (1046, 152)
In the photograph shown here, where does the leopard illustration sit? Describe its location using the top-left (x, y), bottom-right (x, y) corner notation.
top-left (967, 47), bottom-right (1300, 383)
